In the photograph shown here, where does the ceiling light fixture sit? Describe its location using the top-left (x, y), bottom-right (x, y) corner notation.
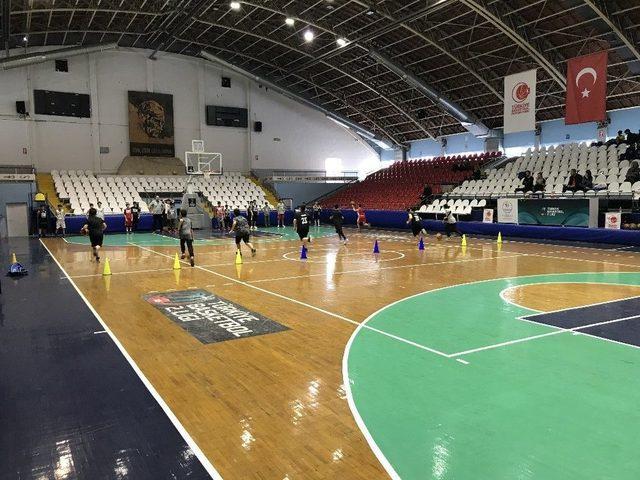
top-left (230, 1), bottom-right (241, 10)
top-left (303, 30), bottom-right (314, 42)
top-left (336, 38), bottom-right (347, 48)
top-left (285, 17), bottom-right (295, 26)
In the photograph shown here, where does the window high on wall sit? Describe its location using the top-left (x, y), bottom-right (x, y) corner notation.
top-left (325, 157), bottom-right (343, 176)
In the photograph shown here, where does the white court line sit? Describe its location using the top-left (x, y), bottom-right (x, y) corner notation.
top-left (499, 282), bottom-right (640, 314)
top-left (130, 243), bottom-right (451, 359)
top-left (456, 359), bottom-right (469, 365)
top-left (524, 252), bottom-right (640, 269)
top-left (93, 330), bottom-right (107, 334)
top-left (450, 313), bottom-right (640, 357)
top-left (248, 252), bottom-right (525, 284)
top-left (40, 240), bottom-right (223, 480)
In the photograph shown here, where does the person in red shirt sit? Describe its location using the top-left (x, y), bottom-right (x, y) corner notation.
top-left (352, 203), bottom-right (369, 232)
top-left (123, 202), bottom-right (134, 234)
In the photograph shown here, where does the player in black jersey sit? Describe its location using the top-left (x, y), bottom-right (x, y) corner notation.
top-left (293, 204), bottom-right (312, 247)
top-left (407, 208), bottom-right (428, 239)
top-left (331, 205), bottom-right (348, 245)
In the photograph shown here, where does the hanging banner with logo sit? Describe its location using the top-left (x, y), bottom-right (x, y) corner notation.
top-left (503, 69), bottom-right (536, 134)
top-left (565, 51), bottom-right (607, 125)
top-left (605, 212), bottom-right (621, 230)
top-left (497, 198), bottom-right (518, 224)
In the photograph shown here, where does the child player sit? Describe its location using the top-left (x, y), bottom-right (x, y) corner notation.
top-left (293, 204), bottom-right (312, 248)
top-left (407, 208), bottom-right (428, 240)
top-left (123, 203), bottom-right (134, 234)
top-left (178, 209), bottom-right (195, 266)
top-left (331, 205), bottom-right (348, 245)
top-left (352, 202), bottom-right (369, 232)
top-left (230, 208), bottom-right (257, 257)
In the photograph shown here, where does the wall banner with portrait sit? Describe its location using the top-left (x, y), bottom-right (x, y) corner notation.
top-left (128, 91), bottom-right (175, 157)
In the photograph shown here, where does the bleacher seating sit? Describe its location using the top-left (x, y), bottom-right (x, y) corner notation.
top-left (323, 152), bottom-right (501, 210)
top-left (447, 143), bottom-right (639, 199)
top-left (52, 170), bottom-right (271, 215)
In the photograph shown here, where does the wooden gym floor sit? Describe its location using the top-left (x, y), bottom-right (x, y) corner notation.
top-left (40, 227), bottom-right (640, 479)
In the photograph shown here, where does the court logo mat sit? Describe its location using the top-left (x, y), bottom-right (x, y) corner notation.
top-left (143, 289), bottom-right (289, 343)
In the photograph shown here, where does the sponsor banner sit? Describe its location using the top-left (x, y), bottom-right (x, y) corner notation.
top-left (0, 173), bottom-right (35, 181)
top-left (565, 51), bottom-right (607, 125)
top-left (518, 198), bottom-right (590, 227)
top-left (504, 69), bottom-right (536, 134)
top-left (482, 208), bottom-right (494, 223)
top-left (497, 198), bottom-right (518, 224)
top-left (143, 289), bottom-right (288, 344)
top-left (128, 91), bottom-right (175, 157)
top-left (271, 175), bottom-right (356, 183)
top-left (605, 212), bottom-right (621, 230)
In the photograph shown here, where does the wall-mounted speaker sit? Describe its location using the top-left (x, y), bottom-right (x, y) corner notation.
top-left (221, 77), bottom-right (231, 88)
top-left (16, 101), bottom-right (27, 115)
top-left (254, 121), bottom-right (263, 132)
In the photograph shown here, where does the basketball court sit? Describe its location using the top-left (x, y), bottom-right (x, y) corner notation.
top-left (39, 227), bottom-right (640, 479)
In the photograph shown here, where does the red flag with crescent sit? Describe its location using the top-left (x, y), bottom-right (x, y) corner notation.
top-left (565, 51), bottom-right (607, 125)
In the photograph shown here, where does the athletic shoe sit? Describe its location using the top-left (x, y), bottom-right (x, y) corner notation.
top-left (308, 236), bottom-right (312, 243)
top-left (190, 258), bottom-right (195, 267)
top-left (251, 248), bottom-right (257, 257)
top-left (96, 256), bottom-right (100, 263)
top-left (180, 254), bottom-right (186, 260)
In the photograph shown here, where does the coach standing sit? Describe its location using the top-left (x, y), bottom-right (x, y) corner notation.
top-left (150, 196), bottom-right (164, 233)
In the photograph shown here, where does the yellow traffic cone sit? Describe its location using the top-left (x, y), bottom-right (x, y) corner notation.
top-left (103, 274), bottom-right (111, 293)
top-left (235, 262), bottom-right (242, 278)
top-left (235, 250), bottom-right (243, 265)
top-left (497, 232), bottom-right (503, 244)
top-left (173, 253), bottom-right (181, 270)
top-left (461, 234), bottom-right (467, 247)
top-left (103, 258), bottom-right (112, 276)
top-left (11, 252), bottom-right (17, 264)
top-left (173, 268), bottom-right (180, 286)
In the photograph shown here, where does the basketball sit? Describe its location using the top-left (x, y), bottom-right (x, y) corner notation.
top-left (81, 227), bottom-right (88, 236)
top-left (436, 233), bottom-right (442, 240)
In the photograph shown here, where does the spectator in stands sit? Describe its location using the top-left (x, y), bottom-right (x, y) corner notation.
top-left (277, 200), bottom-right (285, 228)
top-left (533, 172), bottom-right (546, 192)
top-left (626, 161), bottom-right (640, 183)
top-left (150, 196), bottom-right (163, 233)
top-left (262, 202), bottom-right (271, 228)
top-left (582, 170), bottom-right (594, 191)
top-left (563, 169), bottom-right (583, 193)
top-left (625, 129), bottom-right (639, 148)
top-left (443, 209), bottom-right (462, 238)
top-left (251, 201), bottom-right (259, 230)
top-left (216, 201), bottom-right (226, 231)
top-left (515, 170), bottom-right (533, 193)
top-left (37, 205), bottom-right (48, 237)
top-left (87, 203), bottom-right (94, 216)
top-left (55, 204), bottom-right (66, 237)
top-left (616, 130), bottom-right (626, 144)
top-left (96, 201), bottom-right (105, 220)
top-left (131, 202), bottom-right (140, 231)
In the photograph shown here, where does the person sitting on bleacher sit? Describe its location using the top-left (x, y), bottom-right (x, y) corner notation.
top-left (515, 170), bottom-right (533, 193)
top-left (563, 169), bottom-right (583, 193)
top-left (616, 130), bottom-right (626, 144)
top-left (582, 170), bottom-right (594, 191)
top-left (533, 172), bottom-right (546, 192)
top-left (625, 129), bottom-right (638, 149)
top-left (626, 161), bottom-right (640, 184)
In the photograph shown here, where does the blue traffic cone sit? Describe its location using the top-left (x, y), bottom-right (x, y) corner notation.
top-left (300, 245), bottom-right (307, 259)
top-left (373, 240), bottom-right (380, 254)
top-left (418, 237), bottom-right (425, 250)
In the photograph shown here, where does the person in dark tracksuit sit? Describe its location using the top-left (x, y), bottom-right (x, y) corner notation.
top-left (331, 205), bottom-right (347, 245)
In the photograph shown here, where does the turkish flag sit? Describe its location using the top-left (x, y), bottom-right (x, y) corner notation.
top-left (565, 51), bottom-right (607, 125)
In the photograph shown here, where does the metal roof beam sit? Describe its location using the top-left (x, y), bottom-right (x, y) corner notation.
top-left (583, 0), bottom-right (640, 63)
top-left (459, 0), bottom-right (566, 89)
top-left (368, 48), bottom-right (489, 137)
